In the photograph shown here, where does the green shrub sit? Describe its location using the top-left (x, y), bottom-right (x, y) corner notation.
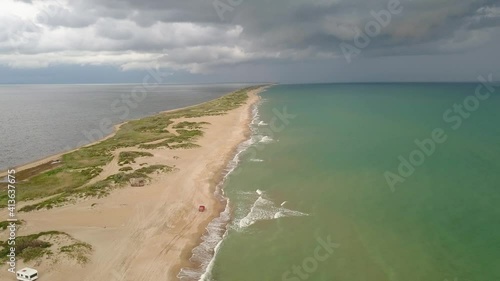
top-left (3, 85), bottom-right (264, 209)
top-left (119, 166), bottom-right (133, 172)
top-left (118, 151), bottom-right (153, 166)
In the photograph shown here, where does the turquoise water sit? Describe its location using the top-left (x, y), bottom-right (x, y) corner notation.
top-left (188, 83), bottom-right (500, 281)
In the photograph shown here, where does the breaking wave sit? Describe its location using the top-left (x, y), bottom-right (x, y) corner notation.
top-left (235, 190), bottom-right (308, 230)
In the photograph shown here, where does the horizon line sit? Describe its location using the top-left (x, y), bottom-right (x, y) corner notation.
top-left (0, 81), bottom-right (496, 86)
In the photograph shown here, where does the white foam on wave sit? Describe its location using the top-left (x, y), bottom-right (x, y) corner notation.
top-left (236, 191), bottom-right (308, 230)
top-left (258, 121), bottom-right (268, 126)
top-left (177, 102), bottom-right (262, 281)
top-left (260, 136), bottom-right (274, 143)
top-left (178, 202), bottom-right (231, 281)
top-left (274, 211), bottom-right (286, 219)
top-left (250, 102), bottom-right (261, 126)
top-left (249, 158), bottom-right (264, 162)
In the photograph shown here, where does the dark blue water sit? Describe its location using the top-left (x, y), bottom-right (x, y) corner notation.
top-left (0, 84), bottom-right (249, 170)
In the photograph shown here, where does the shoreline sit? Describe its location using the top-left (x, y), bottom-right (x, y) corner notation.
top-left (0, 87), bottom-right (260, 179)
top-left (0, 122), bottom-right (125, 179)
top-left (176, 87), bottom-right (264, 280)
top-left (0, 85), bottom-right (268, 281)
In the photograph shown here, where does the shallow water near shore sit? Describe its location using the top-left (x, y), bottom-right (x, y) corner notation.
top-left (0, 83), bottom-right (249, 171)
top-left (197, 83), bottom-right (500, 281)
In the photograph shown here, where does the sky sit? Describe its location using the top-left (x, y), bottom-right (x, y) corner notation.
top-left (1, 0), bottom-right (499, 84)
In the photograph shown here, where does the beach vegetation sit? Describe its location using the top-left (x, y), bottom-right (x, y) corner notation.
top-left (118, 166), bottom-right (133, 172)
top-left (136, 164), bottom-right (173, 174)
top-left (1, 86), bottom-right (263, 209)
top-left (20, 164), bottom-right (172, 211)
top-left (0, 231), bottom-right (62, 262)
top-left (170, 143), bottom-right (201, 149)
top-left (118, 151), bottom-right (153, 165)
top-left (173, 121), bottom-right (210, 129)
top-left (10, 166), bottom-right (101, 204)
top-left (0, 219), bottom-right (23, 230)
top-left (60, 242), bottom-right (92, 264)
top-left (0, 231), bottom-right (92, 264)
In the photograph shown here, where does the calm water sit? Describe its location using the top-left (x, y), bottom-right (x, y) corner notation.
top-left (0, 84), bottom-right (249, 171)
top-left (183, 83), bottom-right (500, 281)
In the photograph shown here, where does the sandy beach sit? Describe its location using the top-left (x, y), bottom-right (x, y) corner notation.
top-left (0, 86), bottom-right (264, 281)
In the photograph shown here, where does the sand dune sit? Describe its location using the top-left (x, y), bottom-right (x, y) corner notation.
top-left (0, 87), bottom-right (263, 281)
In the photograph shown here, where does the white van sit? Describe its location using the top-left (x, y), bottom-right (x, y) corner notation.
top-left (16, 268), bottom-right (38, 281)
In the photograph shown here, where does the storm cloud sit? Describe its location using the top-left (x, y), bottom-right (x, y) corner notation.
top-left (1, 0), bottom-right (499, 82)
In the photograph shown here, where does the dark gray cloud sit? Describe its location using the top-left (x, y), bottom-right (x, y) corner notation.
top-left (1, 0), bottom-right (499, 81)
top-left (230, 0), bottom-right (500, 57)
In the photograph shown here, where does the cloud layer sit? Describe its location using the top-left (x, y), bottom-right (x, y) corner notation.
top-left (1, 0), bottom-right (499, 79)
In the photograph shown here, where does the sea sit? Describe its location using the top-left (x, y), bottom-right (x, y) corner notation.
top-left (179, 83), bottom-right (500, 281)
top-left (0, 83), bottom-right (249, 171)
top-left (2, 83), bottom-right (499, 281)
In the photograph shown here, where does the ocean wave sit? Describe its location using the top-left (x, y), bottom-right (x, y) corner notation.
top-left (249, 158), bottom-right (264, 162)
top-left (259, 136), bottom-right (274, 143)
top-left (258, 121), bottom-right (268, 126)
top-left (235, 190), bottom-right (308, 230)
top-left (178, 203), bottom-right (230, 281)
top-left (250, 101), bottom-right (261, 126)
top-left (178, 102), bottom-right (262, 281)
